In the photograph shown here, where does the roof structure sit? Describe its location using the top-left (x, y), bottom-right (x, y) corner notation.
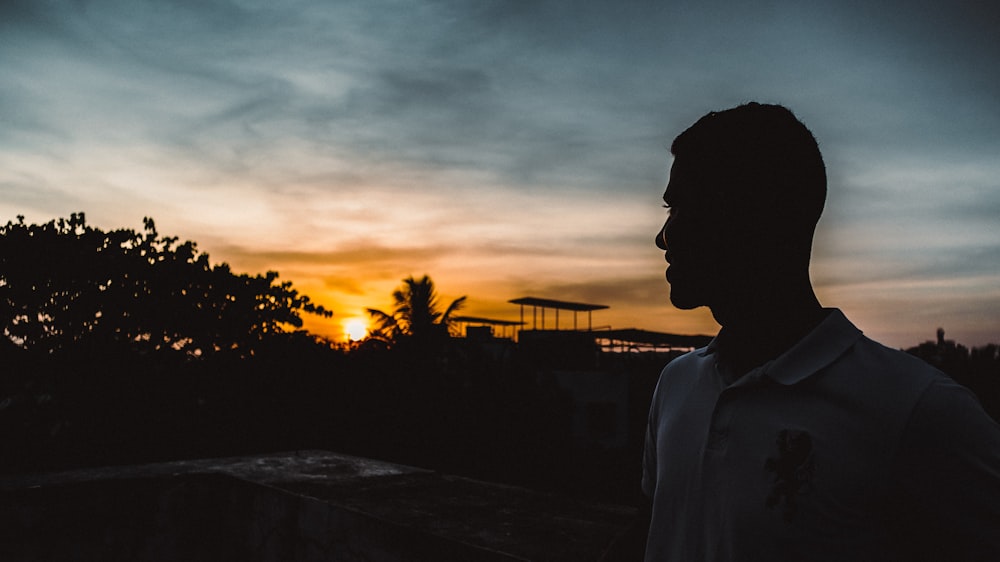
top-left (508, 297), bottom-right (609, 312)
top-left (452, 316), bottom-right (526, 326)
top-left (508, 297), bottom-right (609, 331)
top-left (453, 316), bottom-right (525, 339)
top-left (596, 328), bottom-right (713, 352)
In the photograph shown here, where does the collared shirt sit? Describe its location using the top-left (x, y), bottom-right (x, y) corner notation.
top-left (642, 309), bottom-right (1000, 561)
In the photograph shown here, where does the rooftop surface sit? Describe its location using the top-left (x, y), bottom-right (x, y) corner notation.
top-left (1, 450), bottom-right (637, 561)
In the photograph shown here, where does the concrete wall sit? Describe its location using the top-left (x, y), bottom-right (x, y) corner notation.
top-left (0, 451), bottom-right (636, 561)
top-left (1, 473), bottom-right (525, 562)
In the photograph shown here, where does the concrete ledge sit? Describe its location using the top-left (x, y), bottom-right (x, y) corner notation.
top-left (0, 451), bottom-right (636, 561)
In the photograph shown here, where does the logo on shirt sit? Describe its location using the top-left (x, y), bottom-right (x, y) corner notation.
top-left (764, 429), bottom-right (814, 521)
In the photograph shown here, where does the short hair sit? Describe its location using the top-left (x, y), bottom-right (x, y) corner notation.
top-left (671, 102), bottom-right (827, 235)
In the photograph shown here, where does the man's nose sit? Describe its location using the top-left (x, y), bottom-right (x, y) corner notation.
top-left (656, 222), bottom-right (668, 251)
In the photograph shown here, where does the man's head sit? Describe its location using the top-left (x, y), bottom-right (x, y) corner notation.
top-left (656, 103), bottom-right (827, 316)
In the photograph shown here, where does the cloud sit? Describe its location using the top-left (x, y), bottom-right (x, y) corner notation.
top-left (212, 242), bottom-right (453, 270)
top-left (519, 275), bottom-right (667, 310)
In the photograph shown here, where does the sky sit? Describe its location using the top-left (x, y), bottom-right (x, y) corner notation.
top-left (1, 0), bottom-right (998, 347)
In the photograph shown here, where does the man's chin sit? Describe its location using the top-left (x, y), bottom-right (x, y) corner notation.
top-left (668, 290), bottom-right (703, 310)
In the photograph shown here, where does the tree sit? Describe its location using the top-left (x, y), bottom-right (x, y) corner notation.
top-left (366, 274), bottom-right (466, 346)
top-left (0, 213), bottom-right (337, 471)
top-left (0, 213), bottom-right (331, 358)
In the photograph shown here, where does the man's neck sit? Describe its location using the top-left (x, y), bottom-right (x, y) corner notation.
top-left (711, 288), bottom-right (827, 380)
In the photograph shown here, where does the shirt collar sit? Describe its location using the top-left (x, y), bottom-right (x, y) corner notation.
top-left (699, 308), bottom-right (862, 386)
top-left (764, 308), bottom-right (862, 385)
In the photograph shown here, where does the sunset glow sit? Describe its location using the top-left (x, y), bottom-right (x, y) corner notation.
top-left (344, 319), bottom-right (369, 342)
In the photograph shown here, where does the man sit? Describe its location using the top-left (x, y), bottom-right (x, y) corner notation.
top-left (642, 103), bottom-right (1000, 561)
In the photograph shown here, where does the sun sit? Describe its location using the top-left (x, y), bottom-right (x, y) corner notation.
top-left (343, 318), bottom-right (368, 342)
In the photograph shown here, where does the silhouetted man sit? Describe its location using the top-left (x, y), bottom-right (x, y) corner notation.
top-left (642, 103), bottom-right (1000, 561)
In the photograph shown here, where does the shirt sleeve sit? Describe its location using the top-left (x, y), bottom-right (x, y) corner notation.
top-left (891, 376), bottom-right (1000, 558)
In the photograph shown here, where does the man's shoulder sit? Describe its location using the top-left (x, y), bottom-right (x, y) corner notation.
top-left (821, 333), bottom-right (949, 408)
top-left (660, 346), bottom-right (714, 377)
top-left (669, 345), bottom-right (713, 365)
top-left (843, 335), bottom-right (946, 381)
top-left (649, 346), bottom-right (715, 398)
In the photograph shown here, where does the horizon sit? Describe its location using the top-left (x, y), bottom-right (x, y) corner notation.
top-left (2, 0), bottom-right (998, 348)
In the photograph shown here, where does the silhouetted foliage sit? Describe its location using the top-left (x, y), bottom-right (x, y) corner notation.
top-left (0, 213), bottom-right (335, 472)
top-left (366, 274), bottom-right (466, 347)
top-left (0, 213), bottom-right (330, 357)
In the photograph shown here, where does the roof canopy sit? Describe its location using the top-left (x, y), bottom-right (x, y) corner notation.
top-left (508, 297), bottom-right (609, 312)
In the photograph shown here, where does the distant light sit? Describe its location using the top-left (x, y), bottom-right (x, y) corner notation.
top-left (344, 318), bottom-right (368, 341)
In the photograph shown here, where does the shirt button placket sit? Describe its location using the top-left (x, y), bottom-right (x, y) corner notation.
top-left (706, 370), bottom-right (758, 455)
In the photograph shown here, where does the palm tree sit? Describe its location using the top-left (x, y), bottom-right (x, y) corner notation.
top-left (366, 275), bottom-right (467, 345)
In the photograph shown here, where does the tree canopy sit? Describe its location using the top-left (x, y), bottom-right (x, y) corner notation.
top-left (366, 274), bottom-right (466, 346)
top-left (0, 213), bottom-right (331, 358)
